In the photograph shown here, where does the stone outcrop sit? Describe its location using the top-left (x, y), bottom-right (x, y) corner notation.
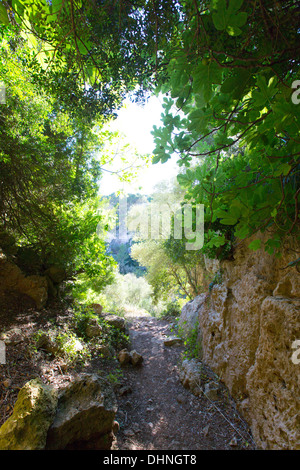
top-left (46, 374), bottom-right (117, 450)
top-left (0, 250), bottom-right (48, 308)
top-left (180, 233), bottom-right (300, 450)
top-left (0, 378), bottom-right (58, 450)
top-left (0, 374), bottom-right (118, 450)
top-left (178, 294), bottom-right (206, 340)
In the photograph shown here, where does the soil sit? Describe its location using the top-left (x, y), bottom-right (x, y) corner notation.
top-left (114, 312), bottom-right (256, 451)
top-left (0, 299), bottom-right (256, 450)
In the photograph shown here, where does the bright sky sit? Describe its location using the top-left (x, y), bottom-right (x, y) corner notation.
top-left (98, 94), bottom-right (179, 196)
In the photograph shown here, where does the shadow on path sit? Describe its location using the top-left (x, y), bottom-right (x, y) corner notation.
top-left (115, 314), bottom-right (255, 451)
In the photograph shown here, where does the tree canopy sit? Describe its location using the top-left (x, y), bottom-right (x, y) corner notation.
top-left (0, 0), bottom-right (299, 304)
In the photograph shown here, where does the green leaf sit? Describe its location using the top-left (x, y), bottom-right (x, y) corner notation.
top-left (211, 0), bottom-right (247, 36)
top-left (221, 70), bottom-right (253, 99)
top-left (252, 75), bottom-right (278, 107)
top-left (248, 239), bottom-right (262, 251)
top-left (212, 0), bottom-right (227, 30)
top-left (271, 208), bottom-right (277, 218)
top-left (192, 62), bottom-right (222, 102)
top-left (235, 224), bottom-right (250, 239)
top-left (0, 3), bottom-right (9, 25)
top-left (220, 217), bottom-right (237, 225)
top-left (273, 163), bottom-right (291, 177)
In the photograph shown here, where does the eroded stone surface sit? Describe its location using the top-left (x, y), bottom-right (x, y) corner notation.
top-left (0, 378), bottom-right (57, 450)
top-left (180, 233), bottom-right (300, 449)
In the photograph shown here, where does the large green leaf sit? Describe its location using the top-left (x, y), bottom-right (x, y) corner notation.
top-left (0, 3), bottom-right (9, 25)
top-left (211, 0), bottom-right (247, 36)
top-left (192, 62), bottom-right (222, 102)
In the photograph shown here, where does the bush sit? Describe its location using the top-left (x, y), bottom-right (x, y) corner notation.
top-left (160, 300), bottom-right (182, 318)
top-left (32, 327), bottom-right (91, 366)
top-left (72, 304), bottom-right (129, 351)
top-left (101, 271), bottom-right (154, 313)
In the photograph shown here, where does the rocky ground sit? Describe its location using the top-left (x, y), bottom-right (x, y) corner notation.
top-left (0, 299), bottom-right (256, 450)
top-left (114, 313), bottom-right (256, 450)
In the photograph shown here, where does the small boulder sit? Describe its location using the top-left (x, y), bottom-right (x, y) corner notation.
top-left (85, 317), bottom-right (102, 338)
top-left (0, 378), bottom-right (58, 450)
top-left (35, 332), bottom-right (59, 356)
top-left (1, 328), bottom-right (23, 346)
top-left (46, 374), bottom-right (117, 450)
top-left (117, 349), bottom-right (143, 367)
top-left (44, 265), bottom-right (66, 284)
top-left (104, 314), bottom-right (126, 331)
top-left (164, 336), bottom-right (182, 347)
top-left (18, 274), bottom-right (48, 309)
top-left (179, 358), bottom-right (203, 396)
top-left (204, 382), bottom-right (220, 401)
top-left (89, 303), bottom-right (103, 315)
top-left (118, 349), bottom-right (131, 366)
top-left (98, 344), bottom-right (114, 358)
top-left (130, 350), bottom-right (143, 366)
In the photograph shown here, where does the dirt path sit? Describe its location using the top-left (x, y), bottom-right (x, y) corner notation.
top-left (114, 314), bottom-right (256, 451)
top-left (0, 300), bottom-right (256, 450)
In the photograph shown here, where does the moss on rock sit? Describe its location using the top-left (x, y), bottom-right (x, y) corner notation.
top-left (0, 378), bottom-right (57, 450)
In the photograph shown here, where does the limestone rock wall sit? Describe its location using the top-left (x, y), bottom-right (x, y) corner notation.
top-left (194, 234), bottom-right (300, 449)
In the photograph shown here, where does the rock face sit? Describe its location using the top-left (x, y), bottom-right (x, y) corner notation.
top-left (0, 250), bottom-right (48, 308)
top-left (178, 294), bottom-right (206, 341)
top-left (46, 374), bottom-right (117, 450)
top-left (0, 378), bottom-right (58, 450)
top-left (180, 233), bottom-right (300, 450)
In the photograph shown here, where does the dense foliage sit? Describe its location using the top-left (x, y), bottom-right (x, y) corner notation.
top-left (1, 0), bottom-right (181, 113)
top-left (0, 0), bottom-right (299, 310)
top-left (0, 29), bottom-right (116, 282)
top-left (152, 0), bottom-right (300, 257)
top-left (0, 0), bottom-right (181, 287)
top-left (130, 184), bottom-right (208, 300)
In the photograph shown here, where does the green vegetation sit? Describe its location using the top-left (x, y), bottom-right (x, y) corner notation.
top-left (31, 303), bottom-right (129, 367)
top-left (0, 1), bottom-right (299, 326)
top-left (152, 0), bottom-right (300, 258)
top-left (32, 326), bottom-right (91, 367)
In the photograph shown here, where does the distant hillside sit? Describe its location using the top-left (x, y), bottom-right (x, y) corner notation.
top-left (103, 193), bottom-right (150, 276)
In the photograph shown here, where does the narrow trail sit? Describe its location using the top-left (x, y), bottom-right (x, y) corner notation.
top-left (114, 314), bottom-right (255, 451)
